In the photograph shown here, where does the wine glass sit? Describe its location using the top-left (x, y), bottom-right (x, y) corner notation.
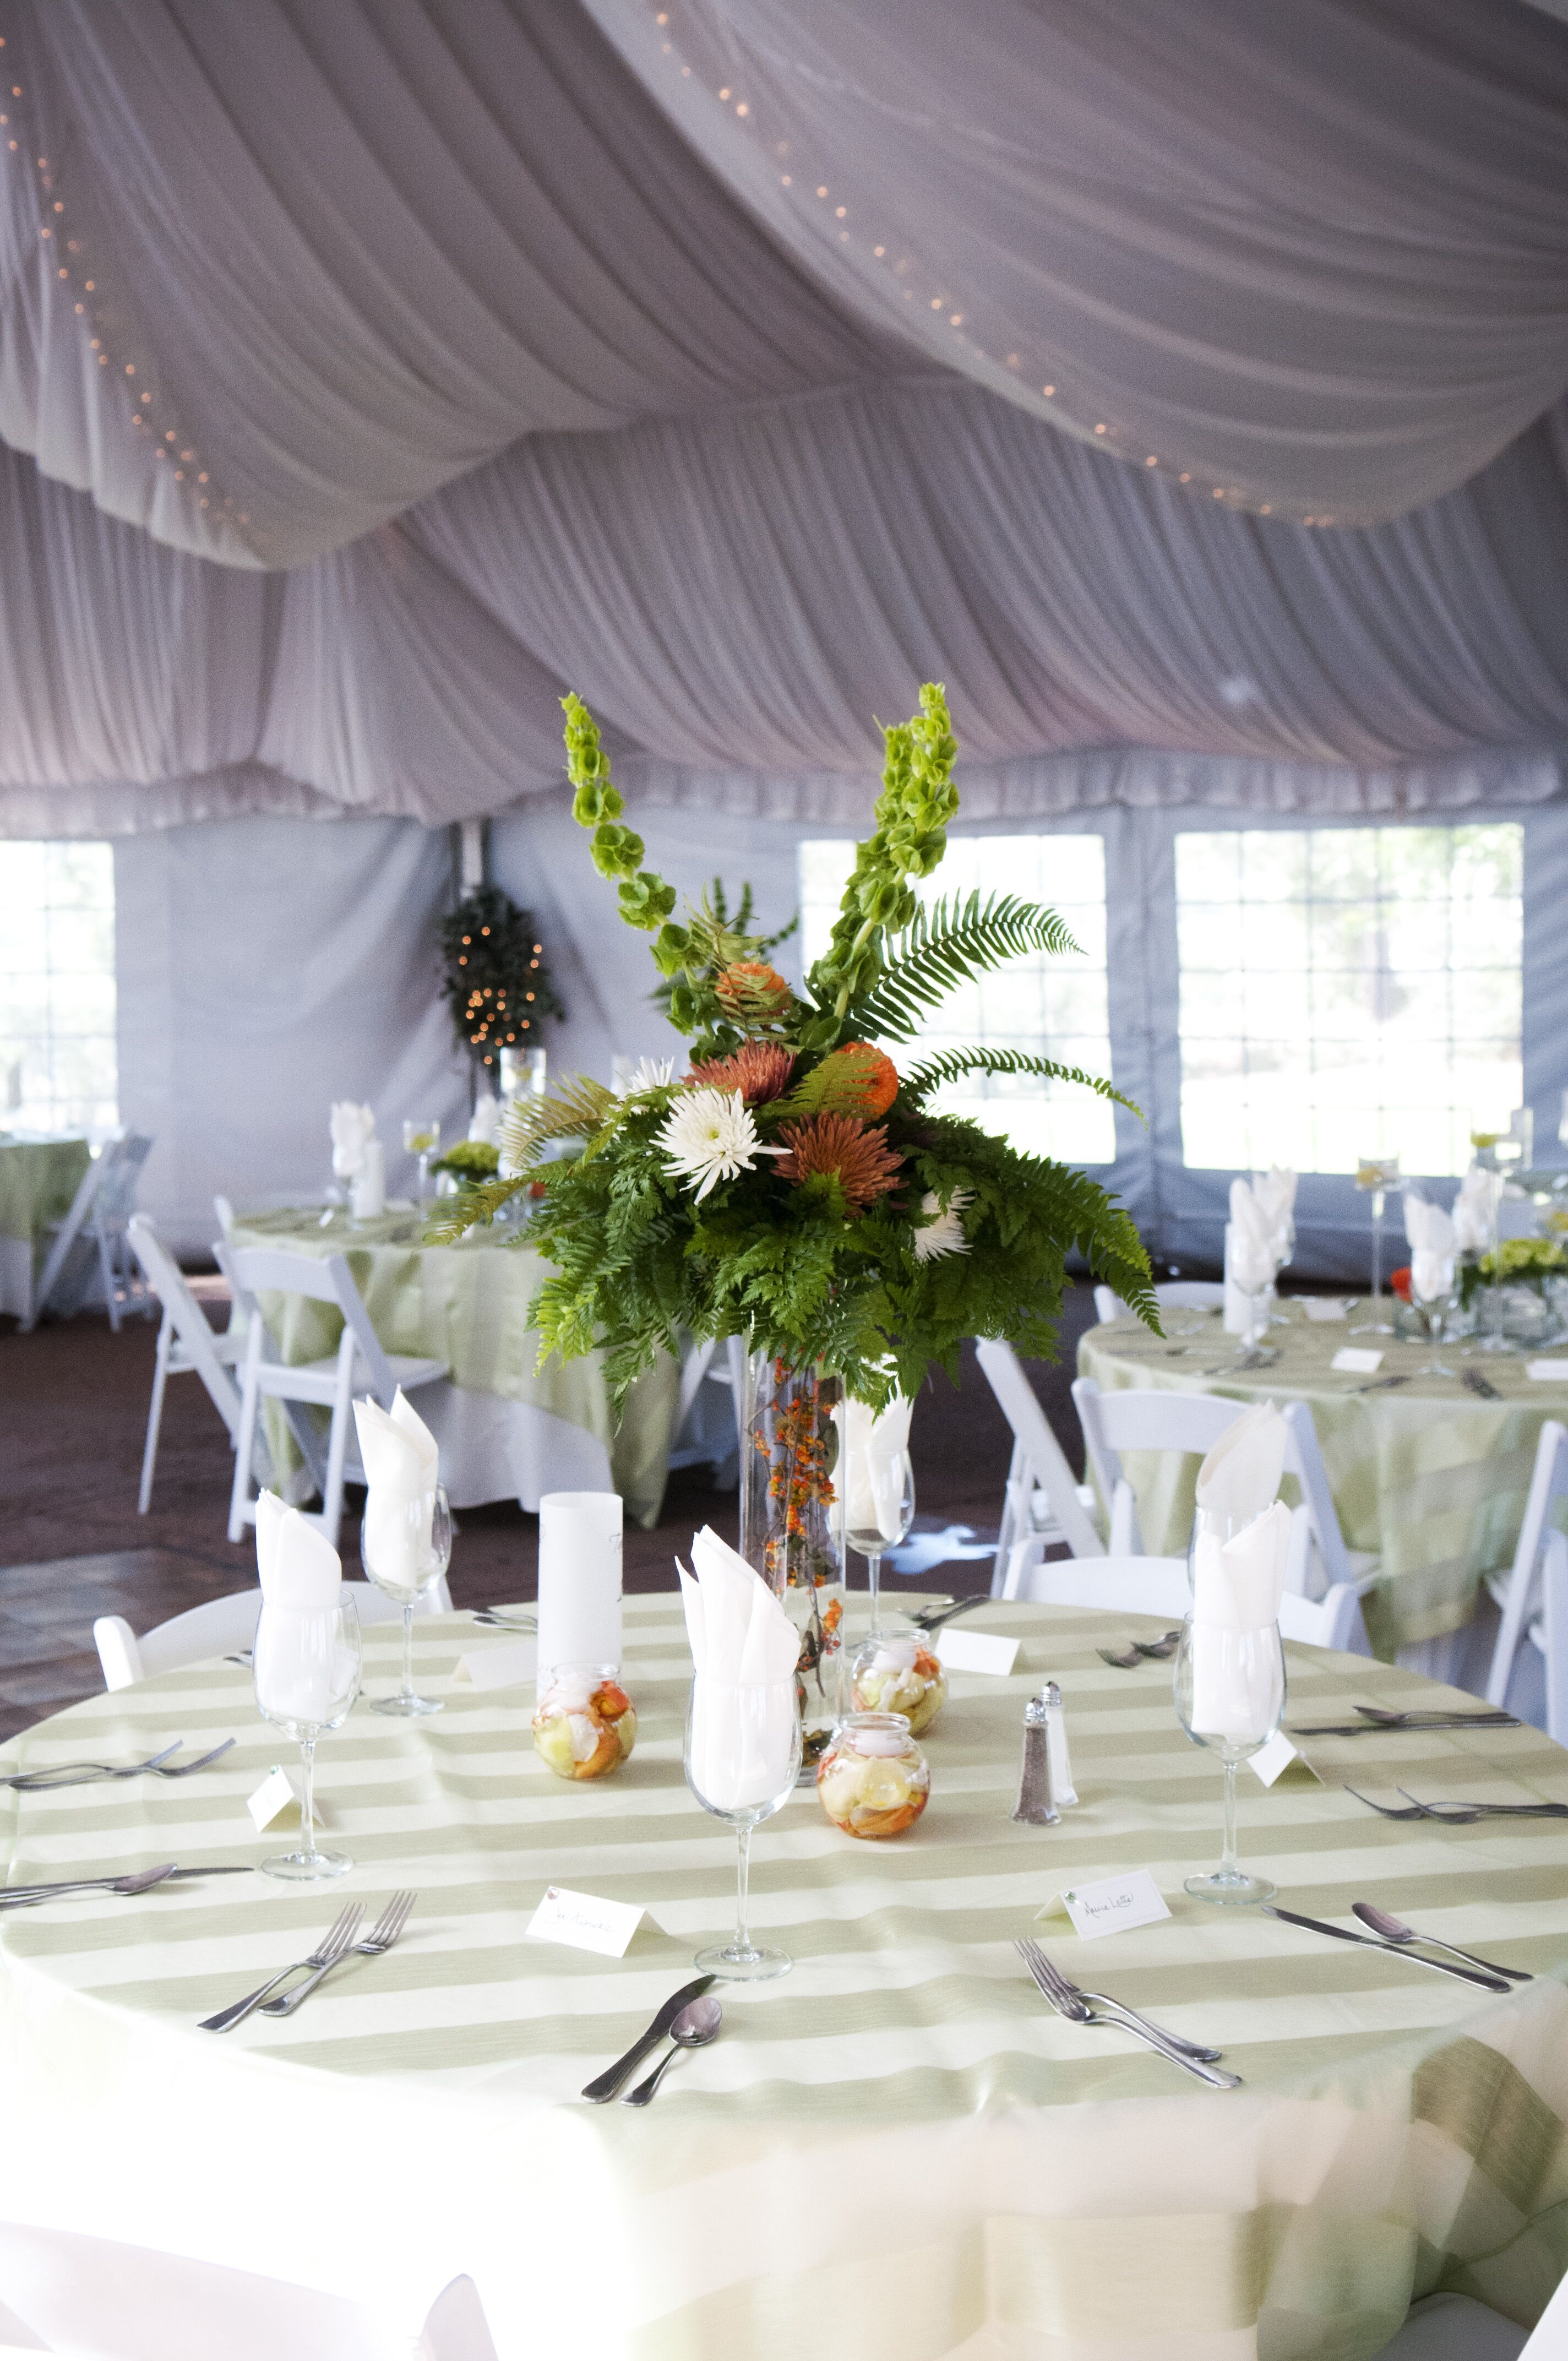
top-left (1351, 1154), bottom-right (1400, 1335)
top-left (1173, 1617), bottom-right (1286, 1906)
top-left (1469, 1117), bottom-right (1515, 1355)
top-left (684, 1677), bottom-right (802, 1981)
top-left (361, 1484), bottom-right (451, 1717)
top-left (252, 1595), bottom-right (363, 1880)
top-left (846, 1451), bottom-right (915, 1641)
top-left (402, 1119), bottom-right (440, 1210)
top-left (1408, 1266), bottom-right (1457, 1378)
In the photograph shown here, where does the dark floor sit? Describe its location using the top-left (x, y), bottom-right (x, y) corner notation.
top-left (0, 1286), bottom-right (1099, 1743)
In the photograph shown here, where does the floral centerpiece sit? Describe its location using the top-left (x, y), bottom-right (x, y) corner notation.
top-left (430, 1138), bottom-right (501, 1192)
top-left (433, 683), bottom-right (1156, 1711)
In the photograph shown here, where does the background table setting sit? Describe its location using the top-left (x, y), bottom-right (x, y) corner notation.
top-left (0, 1131), bottom-right (90, 1320)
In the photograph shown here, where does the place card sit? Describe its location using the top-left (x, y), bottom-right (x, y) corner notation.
top-left (1036, 1868), bottom-right (1170, 1941)
top-left (525, 1884), bottom-right (645, 1960)
top-left (935, 1626), bottom-right (1020, 1677)
top-left (1527, 1360), bottom-right (1568, 1383)
top-left (1331, 1347), bottom-right (1382, 1374)
top-left (246, 1764), bottom-right (319, 1832)
top-left (1300, 1299), bottom-right (1348, 1321)
top-left (456, 1638), bottom-right (538, 1690)
top-left (1245, 1731), bottom-right (1323, 1788)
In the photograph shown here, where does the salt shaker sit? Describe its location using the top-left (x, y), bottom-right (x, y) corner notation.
top-left (1010, 1690), bottom-right (1060, 1826)
top-left (1041, 1679), bottom-right (1077, 1808)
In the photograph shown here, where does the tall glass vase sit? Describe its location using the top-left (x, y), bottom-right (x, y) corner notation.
top-left (738, 1352), bottom-right (845, 1775)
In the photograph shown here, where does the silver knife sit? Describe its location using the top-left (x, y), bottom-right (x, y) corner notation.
top-left (0, 1866), bottom-right (253, 1903)
top-left (581, 1974), bottom-right (717, 2103)
top-left (1264, 1906), bottom-right (1509, 1992)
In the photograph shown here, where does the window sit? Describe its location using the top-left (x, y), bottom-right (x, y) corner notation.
top-left (798, 834), bottom-right (1115, 1163)
top-left (0, 842), bottom-right (118, 1136)
top-left (1175, 825), bottom-right (1522, 1177)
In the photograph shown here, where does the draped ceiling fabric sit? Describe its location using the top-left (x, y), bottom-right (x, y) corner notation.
top-left (0, 0), bottom-right (1566, 833)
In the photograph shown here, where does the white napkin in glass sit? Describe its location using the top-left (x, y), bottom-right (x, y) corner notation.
top-left (1189, 1499), bottom-right (1291, 1742)
top-left (679, 1524), bottom-right (798, 1810)
top-left (831, 1393), bottom-right (913, 1543)
top-left (253, 1490), bottom-right (346, 1724)
top-left (467, 1095), bottom-right (503, 1146)
top-left (1251, 1166), bottom-right (1298, 1260)
top-left (1403, 1190), bottom-right (1456, 1304)
top-left (329, 1100), bottom-right (376, 1180)
top-left (1196, 1401), bottom-right (1287, 1526)
top-left (349, 1138), bottom-right (385, 1219)
top-left (1227, 1177), bottom-right (1278, 1292)
top-left (353, 1388), bottom-right (438, 1591)
top-left (1451, 1163), bottom-right (1500, 1256)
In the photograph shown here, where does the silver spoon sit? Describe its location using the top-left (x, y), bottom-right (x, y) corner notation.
top-left (0, 1863), bottom-right (178, 1908)
top-left (620, 1995), bottom-right (722, 2105)
top-left (1351, 1901), bottom-right (1531, 1983)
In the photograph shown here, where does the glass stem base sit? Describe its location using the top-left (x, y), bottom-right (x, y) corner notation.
top-left (371, 1691), bottom-right (443, 1717)
top-left (262, 1846), bottom-right (353, 1881)
top-left (1184, 1866), bottom-right (1275, 1907)
top-left (694, 1939), bottom-right (793, 1982)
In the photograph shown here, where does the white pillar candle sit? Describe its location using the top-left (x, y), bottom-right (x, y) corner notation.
top-left (536, 1491), bottom-right (623, 1671)
top-left (350, 1138), bottom-right (385, 1220)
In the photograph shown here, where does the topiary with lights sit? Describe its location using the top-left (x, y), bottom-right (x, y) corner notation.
top-left (437, 884), bottom-right (565, 1082)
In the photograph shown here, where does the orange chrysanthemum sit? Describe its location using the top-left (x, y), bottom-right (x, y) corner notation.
top-left (817, 1041), bottom-right (900, 1117)
top-left (688, 1042), bottom-right (797, 1103)
top-left (774, 1114), bottom-right (903, 1213)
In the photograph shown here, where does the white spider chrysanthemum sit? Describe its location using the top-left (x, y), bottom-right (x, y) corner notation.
top-left (623, 1055), bottom-right (676, 1094)
top-left (912, 1187), bottom-right (973, 1263)
top-left (656, 1086), bottom-right (783, 1202)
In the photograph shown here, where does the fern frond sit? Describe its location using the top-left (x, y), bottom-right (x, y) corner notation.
top-left (851, 894), bottom-right (1080, 1042)
top-left (423, 1174), bottom-right (529, 1243)
top-left (901, 1045), bottom-right (1140, 1118)
top-left (504, 1074), bottom-right (618, 1163)
top-left (770, 1043), bottom-right (886, 1119)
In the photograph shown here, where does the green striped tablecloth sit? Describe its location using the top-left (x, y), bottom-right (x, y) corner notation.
top-left (227, 1207), bottom-right (679, 1528)
top-left (1079, 1303), bottom-right (1568, 1653)
top-left (1, 1597), bottom-right (1566, 2358)
top-left (0, 1135), bottom-right (90, 1319)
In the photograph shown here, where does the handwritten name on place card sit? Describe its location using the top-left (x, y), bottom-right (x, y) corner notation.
top-left (525, 1885), bottom-right (645, 1960)
top-left (1037, 1868), bottom-right (1169, 1941)
top-left (935, 1626), bottom-right (1020, 1677)
top-left (1331, 1347), bottom-right (1382, 1374)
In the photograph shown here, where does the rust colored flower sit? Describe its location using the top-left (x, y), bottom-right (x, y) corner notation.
top-left (714, 959), bottom-right (794, 1029)
top-left (688, 1041), bottom-right (797, 1103)
top-left (775, 1113), bottom-right (903, 1212)
top-left (815, 1041), bottom-right (899, 1117)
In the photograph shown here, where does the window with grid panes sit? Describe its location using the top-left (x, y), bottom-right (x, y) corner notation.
top-left (0, 842), bottom-right (118, 1136)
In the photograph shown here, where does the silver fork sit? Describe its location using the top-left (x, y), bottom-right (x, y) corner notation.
top-left (1015, 1940), bottom-right (1242, 2088)
top-left (200, 1902), bottom-right (363, 2033)
top-left (1016, 1936), bottom-right (1223, 2060)
top-left (260, 1890), bottom-right (416, 2017)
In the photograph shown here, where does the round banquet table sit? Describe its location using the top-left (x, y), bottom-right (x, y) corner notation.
top-left (1, 1601), bottom-right (1567, 2359)
top-left (226, 1206), bottom-right (680, 1528)
top-left (0, 1134), bottom-right (90, 1321)
top-left (1079, 1300), bottom-right (1568, 1658)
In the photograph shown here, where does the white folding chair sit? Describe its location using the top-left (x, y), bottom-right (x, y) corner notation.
top-left (1485, 1419), bottom-right (1568, 1709)
top-left (974, 1337), bottom-right (1104, 1593)
top-left (213, 1193), bottom-right (236, 1236)
top-left (1070, 1377), bottom-right (1376, 1598)
top-left (90, 1131), bottom-right (156, 1329)
top-left (94, 1573), bottom-right (454, 1691)
top-left (1539, 1529), bottom-right (1568, 1747)
top-left (666, 1334), bottom-right (743, 1485)
top-left (225, 1247), bottom-right (448, 1546)
top-left (1004, 1544), bottom-right (1369, 1652)
top-left (1092, 1280), bottom-right (1226, 1325)
top-left (126, 1215), bottom-right (246, 1513)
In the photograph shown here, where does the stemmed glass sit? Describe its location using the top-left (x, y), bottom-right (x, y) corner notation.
top-left (253, 1595), bottom-right (363, 1880)
top-left (1470, 1119), bottom-right (1515, 1355)
top-left (847, 1452), bottom-right (915, 1641)
top-left (1408, 1272), bottom-right (1457, 1378)
top-left (1351, 1155), bottom-right (1400, 1335)
top-left (403, 1118), bottom-right (440, 1210)
top-left (1232, 1286), bottom-right (1277, 1369)
top-left (361, 1484), bottom-right (451, 1717)
top-left (1173, 1618), bottom-right (1286, 1906)
top-left (684, 1680), bottom-right (802, 1981)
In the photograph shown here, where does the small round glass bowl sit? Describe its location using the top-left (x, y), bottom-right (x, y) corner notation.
top-left (816, 1711), bottom-right (929, 1840)
top-left (850, 1632), bottom-right (947, 1736)
top-left (531, 1663), bottom-right (636, 1782)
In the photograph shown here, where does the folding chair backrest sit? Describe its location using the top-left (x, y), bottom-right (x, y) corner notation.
top-left (127, 1216), bottom-right (240, 1437)
top-left (1277, 1400), bottom-right (1353, 1589)
top-left (94, 1131), bottom-right (154, 1221)
top-left (1072, 1378), bottom-right (1245, 1515)
top-left (1542, 1530), bottom-right (1568, 1748)
top-left (1010, 1552), bottom-right (1188, 1617)
top-left (1487, 1419), bottom-right (1568, 1707)
top-left (227, 1245), bottom-right (398, 1407)
top-left (974, 1338), bottom-right (1103, 1564)
top-left (214, 1194), bottom-right (236, 1236)
top-left (97, 1581), bottom-right (449, 1690)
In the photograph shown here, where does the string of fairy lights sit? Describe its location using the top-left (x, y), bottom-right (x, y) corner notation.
top-left (635, 0), bottom-right (1332, 527)
top-left (454, 920), bottom-right (547, 1055)
top-left (0, 32), bottom-right (251, 545)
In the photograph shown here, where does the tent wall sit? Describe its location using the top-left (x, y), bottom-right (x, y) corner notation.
top-left (115, 796), bottom-right (1568, 1276)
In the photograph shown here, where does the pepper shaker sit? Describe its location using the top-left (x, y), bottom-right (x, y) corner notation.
top-left (1010, 1690), bottom-right (1060, 1826)
top-left (1041, 1680), bottom-right (1077, 1808)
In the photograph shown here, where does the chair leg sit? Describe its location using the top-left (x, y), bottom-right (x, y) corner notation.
top-left (138, 1317), bottom-right (173, 1514)
top-left (317, 1347), bottom-right (354, 1549)
top-left (228, 1356), bottom-right (263, 1542)
top-left (96, 1214), bottom-right (121, 1335)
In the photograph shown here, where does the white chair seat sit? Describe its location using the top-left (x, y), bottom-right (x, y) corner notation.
top-left (1004, 1536), bottom-right (1369, 1652)
top-left (94, 1576), bottom-right (454, 1691)
top-left (251, 1348), bottom-right (447, 1405)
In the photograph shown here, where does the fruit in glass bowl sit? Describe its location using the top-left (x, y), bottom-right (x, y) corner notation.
top-left (851, 1634), bottom-right (947, 1735)
top-left (532, 1668), bottom-right (636, 1781)
top-left (816, 1711), bottom-right (929, 1839)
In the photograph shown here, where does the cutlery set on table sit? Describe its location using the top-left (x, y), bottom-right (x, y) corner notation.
top-left (201, 1893), bottom-right (418, 2032)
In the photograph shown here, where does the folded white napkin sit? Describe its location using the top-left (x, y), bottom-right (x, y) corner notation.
top-left (1403, 1190), bottom-right (1456, 1304)
top-left (467, 1095), bottom-right (503, 1146)
top-left (253, 1491), bottom-right (350, 1726)
top-left (349, 1138), bottom-right (385, 1219)
top-left (679, 1524), bottom-right (798, 1810)
top-left (353, 1388), bottom-right (439, 1592)
top-left (329, 1100), bottom-right (376, 1181)
top-left (1450, 1163), bottom-right (1500, 1256)
top-left (1189, 1499), bottom-right (1292, 1742)
top-left (1252, 1166), bottom-right (1298, 1260)
top-left (831, 1392), bottom-right (913, 1544)
top-left (1196, 1402), bottom-right (1287, 1527)
top-left (1227, 1177), bottom-right (1278, 1293)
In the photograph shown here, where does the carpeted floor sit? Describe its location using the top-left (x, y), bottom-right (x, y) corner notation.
top-left (0, 1286), bottom-right (1099, 1742)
